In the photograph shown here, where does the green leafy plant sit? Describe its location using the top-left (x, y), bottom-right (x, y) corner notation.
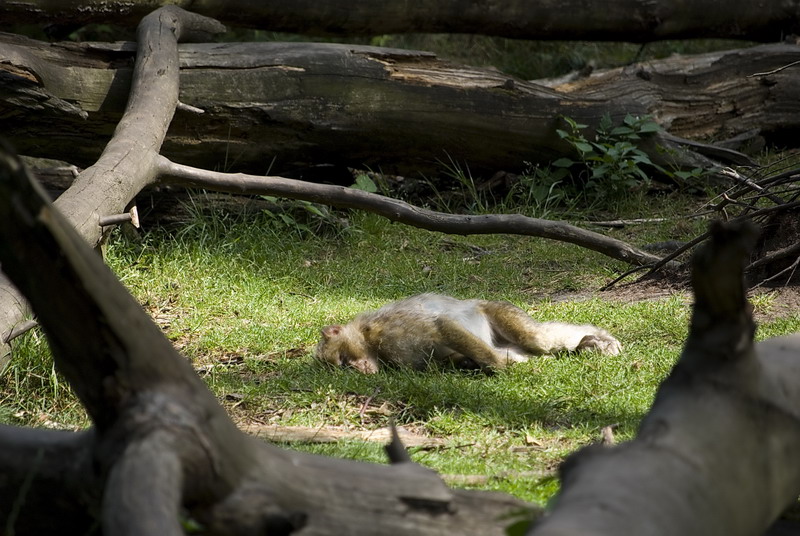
top-left (351, 173), bottom-right (379, 193)
top-left (506, 163), bottom-right (570, 219)
top-left (553, 114), bottom-right (665, 198)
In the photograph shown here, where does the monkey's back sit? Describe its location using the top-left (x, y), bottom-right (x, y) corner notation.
top-left (355, 294), bottom-right (492, 368)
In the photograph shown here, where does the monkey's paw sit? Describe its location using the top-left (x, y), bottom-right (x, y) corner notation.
top-left (577, 333), bottom-right (622, 355)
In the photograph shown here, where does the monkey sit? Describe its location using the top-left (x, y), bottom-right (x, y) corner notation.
top-left (315, 293), bottom-right (621, 374)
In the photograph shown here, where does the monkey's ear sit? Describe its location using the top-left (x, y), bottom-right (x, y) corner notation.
top-left (321, 325), bottom-right (342, 339)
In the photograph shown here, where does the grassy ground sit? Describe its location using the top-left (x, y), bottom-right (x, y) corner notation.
top-left (3, 187), bottom-right (799, 507)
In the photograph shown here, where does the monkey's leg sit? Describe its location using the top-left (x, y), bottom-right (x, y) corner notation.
top-left (481, 301), bottom-right (621, 355)
top-left (434, 316), bottom-right (524, 370)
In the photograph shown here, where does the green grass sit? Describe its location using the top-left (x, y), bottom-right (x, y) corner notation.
top-left (2, 192), bottom-right (799, 507)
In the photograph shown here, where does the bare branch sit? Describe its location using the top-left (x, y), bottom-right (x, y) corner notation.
top-left (157, 157), bottom-right (667, 267)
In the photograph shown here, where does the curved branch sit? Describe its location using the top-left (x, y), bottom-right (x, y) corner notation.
top-left (158, 157), bottom-right (666, 267)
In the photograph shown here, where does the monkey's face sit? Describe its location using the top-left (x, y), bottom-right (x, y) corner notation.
top-left (315, 324), bottom-right (379, 374)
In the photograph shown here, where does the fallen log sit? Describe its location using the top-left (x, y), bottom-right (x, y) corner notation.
top-left (1, 32), bottom-right (787, 178)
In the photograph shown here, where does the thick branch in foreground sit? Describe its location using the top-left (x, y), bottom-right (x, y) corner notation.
top-left (530, 221), bottom-right (800, 536)
top-left (158, 157), bottom-right (665, 267)
top-left (0, 0), bottom-right (797, 42)
top-left (1, 33), bottom-right (781, 176)
top-left (0, 135), bottom-right (534, 535)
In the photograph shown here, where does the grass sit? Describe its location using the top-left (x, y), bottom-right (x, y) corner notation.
top-left (4, 187), bottom-right (798, 508)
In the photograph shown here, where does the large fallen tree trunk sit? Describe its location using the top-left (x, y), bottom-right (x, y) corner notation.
top-left (2, 31), bottom-right (790, 177)
top-left (0, 0), bottom-right (797, 42)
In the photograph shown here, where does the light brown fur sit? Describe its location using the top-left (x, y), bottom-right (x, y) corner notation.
top-left (315, 294), bottom-right (621, 373)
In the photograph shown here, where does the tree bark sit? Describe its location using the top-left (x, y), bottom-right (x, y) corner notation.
top-left (3, 32), bottom-right (786, 178)
top-left (1, 0), bottom-right (798, 42)
top-left (530, 222), bottom-right (800, 536)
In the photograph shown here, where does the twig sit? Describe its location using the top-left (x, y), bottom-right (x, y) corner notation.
top-left (751, 255), bottom-right (800, 289)
top-left (747, 60), bottom-right (800, 78)
top-left (441, 469), bottom-right (553, 486)
top-left (717, 167), bottom-right (785, 205)
top-left (747, 242), bottom-right (800, 272)
top-left (359, 387), bottom-right (381, 422)
top-left (599, 265), bottom-right (652, 291)
top-left (637, 232), bottom-right (709, 281)
top-left (588, 218), bottom-right (670, 228)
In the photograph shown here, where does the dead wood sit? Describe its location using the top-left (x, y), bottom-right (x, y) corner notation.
top-left (0, 0), bottom-right (797, 42)
top-left (442, 470), bottom-right (552, 487)
top-left (530, 221), bottom-right (800, 536)
top-left (1, 32), bottom-right (780, 178)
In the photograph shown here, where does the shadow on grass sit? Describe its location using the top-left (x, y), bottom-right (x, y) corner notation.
top-left (231, 353), bottom-right (651, 433)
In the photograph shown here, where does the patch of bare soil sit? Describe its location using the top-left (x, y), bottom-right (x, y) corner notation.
top-left (532, 274), bottom-right (800, 324)
top-left (751, 285), bottom-right (800, 324)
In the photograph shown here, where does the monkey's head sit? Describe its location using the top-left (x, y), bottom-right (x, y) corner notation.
top-left (315, 324), bottom-right (379, 374)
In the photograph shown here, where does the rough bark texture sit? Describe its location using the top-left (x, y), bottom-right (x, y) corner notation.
top-left (0, 0), bottom-right (798, 42)
top-left (2, 32), bottom-right (786, 178)
top-left (0, 274), bottom-right (28, 370)
top-left (530, 222), bottom-right (800, 536)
